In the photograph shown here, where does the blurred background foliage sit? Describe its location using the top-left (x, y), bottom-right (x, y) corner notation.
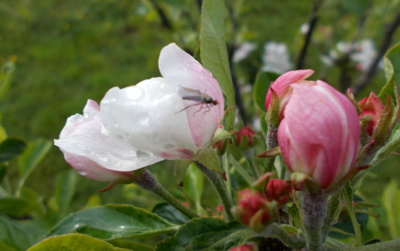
top-left (0, 0), bottom-right (400, 245)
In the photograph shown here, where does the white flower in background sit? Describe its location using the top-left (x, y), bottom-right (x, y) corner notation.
top-left (233, 42), bottom-right (257, 63)
top-left (261, 41), bottom-right (292, 74)
top-left (320, 39), bottom-right (381, 72)
top-left (351, 39), bottom-right (380, 72)
top-left (300, 23), bottom-right (310, 34)
top-left (55, 43), bottom-right (224, 182)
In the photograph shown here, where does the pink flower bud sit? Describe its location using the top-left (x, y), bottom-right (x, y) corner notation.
top-left (358, 91), bottom-right (385, 136)
top-left (266, 179), bottom-right (292, 204)
top-left (54, 100), bottom-right (145, 182)
top-left (228, 243), bottom-right (258, 251)
top-left (236, 126), bottom-right (257, 148)
top-left (233, 189), bottom-right (277, 232)
top-left (277, 81), bottom-right (360, 189)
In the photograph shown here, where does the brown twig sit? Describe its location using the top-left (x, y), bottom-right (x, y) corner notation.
top-left (352, 9), bottom-right (400, 96)
top-left (296, 0), bottom-right (323, 69)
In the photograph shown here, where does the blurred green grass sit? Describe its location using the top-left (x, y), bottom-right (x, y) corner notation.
top-left (0, 0), bottom-right (399, 240)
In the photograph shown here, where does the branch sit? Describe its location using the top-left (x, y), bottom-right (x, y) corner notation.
top-left (296, 0), bottom-right (323, 69)
top-left (352, 9), bottom-right (400, 96)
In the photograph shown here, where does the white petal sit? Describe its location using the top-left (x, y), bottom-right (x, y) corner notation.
top-left (100, 77), bottom-right (198, 158)
top-left (55, 117), bottom-right (163, 172)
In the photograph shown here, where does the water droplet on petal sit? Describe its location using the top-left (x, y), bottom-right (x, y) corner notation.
top-left (136, 150), bottom-right (152, 161)
top-left (138, 114), bottom-right (150, 125)
top-left (78, 170), bottom-right (87, 176)
top-left (126, 87), bottom-right (143, 101)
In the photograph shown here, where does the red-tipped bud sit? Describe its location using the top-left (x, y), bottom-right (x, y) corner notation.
top-left (236, 126), bottom-right (257, 149)
top-left (266, 179), bottom-right (292, 204)
top-left (228, 242), bottom-right (258, 251)
top-left (358, 92), bottom-right (385, 137)
top-left (232, 189), bottom-right (278, 232)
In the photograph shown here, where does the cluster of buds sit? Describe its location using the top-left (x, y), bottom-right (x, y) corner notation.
top-left (232, 189), bottom-right (279, 233)
top-left (350, 89), bottom-right (400, 165)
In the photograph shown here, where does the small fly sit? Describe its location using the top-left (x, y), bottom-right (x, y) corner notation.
top-left (176, 87), bottom-right (218, 114)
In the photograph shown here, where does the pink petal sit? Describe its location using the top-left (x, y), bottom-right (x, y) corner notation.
top-left (265, 69), bottom-right (314, 111)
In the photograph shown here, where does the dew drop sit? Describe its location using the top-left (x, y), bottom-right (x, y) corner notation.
top-left (138, 114), bottom-right (150, 125)
top-left (136, 150), bottom-right (152, 161)
top-left (126, 87), bottom-right (143, 101)
top-left (99, 156), bottom-right (109, 162)
top-left (78, 170), bottom-right (87, 176)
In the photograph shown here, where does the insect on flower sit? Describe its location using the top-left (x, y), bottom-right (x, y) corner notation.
top-left (176, 86), bottom-right (218, 114)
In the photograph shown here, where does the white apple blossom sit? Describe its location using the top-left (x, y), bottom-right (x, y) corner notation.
top-left (261, 41), bottom-right (292, 74)
top-left (55, 43), bottom-right (224, 181)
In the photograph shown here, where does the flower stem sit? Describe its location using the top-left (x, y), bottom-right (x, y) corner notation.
top-left (133, 168), bottom-right (199, 219)
top-left (267, 223), bottom-right (306, 249)
top-left (195, 161), bottom-right (234, 220)
top-left (322, 192), bottom-right (342, 241)
top-left (301, 188), bottom-right (328, 251)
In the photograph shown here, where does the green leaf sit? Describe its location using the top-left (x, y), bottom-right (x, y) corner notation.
top-left (371, 124), bottom-right (400, 166)
top-left (152, 202), bottom-right (189, 225)
top-left (379, 42), bottom-right (400, 102)
top-left (0, 197), bottom-right (34, 217)
top-left (0, 123), bottom-right (7, 142)
top-left (48, 204), bottom-right (179, 240)
top-left (253, 71), bottom-right (279, 112)
top-left (184, 163), bottom-right (204, 214)
top-left (382, 179), bottom-right (400, 238)
top-left (108, 239), bottom-right (153, 251)
top-left (0, 213), bottom-right (44, 251)
top-left (0, 60), bottom-right (15, 100)
top-left (342, 183), bottom-right (362, 244)
top-left (16, 139), bottom-right (52, 193)
top-left (200, 0), bottom-right (235, 130)
top-left (155, 217), bottom-right (254, 250)
top-left (28, 233), bottom-right (130, 251)
top-left (0, 138), bottom-right (26, 162)
top-left (196, 147), bottom-right (224, 173)
top-left (55, 170), bottom-right (78, 216)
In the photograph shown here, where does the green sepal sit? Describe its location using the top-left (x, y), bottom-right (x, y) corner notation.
top-left (266, 88), bottom-right (281, 128)
top-left (379, 42), bottom-right (400, 102)
top-left (372, 95), bottom-right (394, 146)
top-left (211, 127), bottom-right (232, 145)
top-left (173, 159), bottom-right (192, 186)
top-left (195, 147), bottom-right (224, 173)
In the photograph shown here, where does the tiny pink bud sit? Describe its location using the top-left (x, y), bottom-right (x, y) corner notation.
top-left (358, 92), bottom-right (385, 136)
top-left (233, 189), bottom-right (277, 232)
top-left (266, 179), bottom-right (292, 204)
top-left (228, 243), bottom-right (258, 251)
top-left (236, 126), bottom-right (257, 148)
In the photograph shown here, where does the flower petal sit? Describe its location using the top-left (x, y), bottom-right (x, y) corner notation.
top-left (159, 43), bottom-right (224, 149)
top-left (100, 78), bottom-right (198, 159)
